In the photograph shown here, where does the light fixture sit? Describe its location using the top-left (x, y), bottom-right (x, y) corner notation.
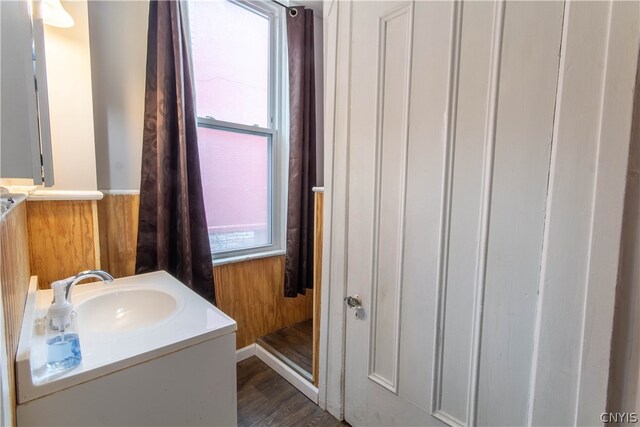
top-left (40, 0), bottom-right (74, 28)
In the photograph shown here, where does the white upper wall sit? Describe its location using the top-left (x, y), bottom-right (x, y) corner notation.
top-left (44, 0), bottom-right (98, 191)
top-left (88, 0), bottom-right (323, 192)
top-left (88, 0), bottom-right (149, 192)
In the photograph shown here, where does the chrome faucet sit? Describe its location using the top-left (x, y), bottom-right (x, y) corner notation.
top-left (51, 270), bottom-right (114, 303)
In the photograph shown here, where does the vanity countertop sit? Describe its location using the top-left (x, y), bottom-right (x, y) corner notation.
top-left (16, 271), bottom-right (236, 404)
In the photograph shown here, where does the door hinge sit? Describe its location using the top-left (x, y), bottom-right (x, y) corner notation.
top-left (40, 154), bottom-right (45, 181)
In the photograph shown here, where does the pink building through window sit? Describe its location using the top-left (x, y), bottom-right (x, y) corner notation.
top-left (189, 0), bottom-right (272, 252)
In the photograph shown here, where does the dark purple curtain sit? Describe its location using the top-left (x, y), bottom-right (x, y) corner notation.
top-left (135, 0), bottom-right (215, 304)
top-left (284, 7), bottom-right (316, 297)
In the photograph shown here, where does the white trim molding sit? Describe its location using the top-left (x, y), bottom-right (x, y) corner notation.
top-left (466, 2), bottom-right (506, 425)
top-left (255, 343), bottom-right (319, 404)
top-left (236, 344), bottom-right (256, 363)
top-left (3, 186), bottom-right (104, 201)
top-left (319, 0), bottom-right (351, 420)
top-left (430, 0), bottom-right (462, 417)
top-left (27, 190), bottom-right (103, 201)
top-left (366, 0), bottom-right (414, 394)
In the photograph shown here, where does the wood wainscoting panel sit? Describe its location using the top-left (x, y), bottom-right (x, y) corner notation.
top-left (97, 194), bottom-right (140, 278)
top-left (93, 194), bottom-right (313, 350)
top-left (214, 256), bottom-right (314, 349)
top-left (312, 191), bottom-right (324, 385)
top-left (26, 200), bottom-right (100, 289)
top-left (0, 202), bottom-right (31, 359)
top-left (0, 201), bottom-right (32, 422)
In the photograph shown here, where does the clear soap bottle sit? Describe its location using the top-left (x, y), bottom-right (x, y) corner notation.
top-left (45, 280), bottom-right (82, 370)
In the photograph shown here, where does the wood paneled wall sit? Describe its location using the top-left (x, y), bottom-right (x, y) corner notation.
top-left (214, 256), bottom-right (314, 349)
top-left (312, 191), bottom-right (323, 385)
top-left (0, 193), bottom-right (314, 423)
top-left (27, 200), bottom-right (100, 289)
top-left (97, 194), bottom-right (139, 278)
top-left (26, 194), bottom-right (315, 350)
top-left (98, 194), bottom-right (313, 349)
top-left (0, 201), bottom-right (31, 422)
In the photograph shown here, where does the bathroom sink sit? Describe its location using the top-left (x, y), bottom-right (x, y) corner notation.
top-left (16, 270), bottom-right (237, 405)
top-left (15, 271), bottom-right (238, 425)
top-left (76, 289), bottom-right (178, 333)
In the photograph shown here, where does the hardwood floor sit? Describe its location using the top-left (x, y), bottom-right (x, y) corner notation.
top-left (256, 319), bottom-right (313, 381)
top-left (237, 356), bottom-right (346, 427)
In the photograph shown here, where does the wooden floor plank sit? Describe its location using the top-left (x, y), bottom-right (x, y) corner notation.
top-left (237, 356), bottom-right (347, 427)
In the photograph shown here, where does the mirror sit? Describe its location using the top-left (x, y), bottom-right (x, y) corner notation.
top-left (1, 0), bottom-right (54, 186)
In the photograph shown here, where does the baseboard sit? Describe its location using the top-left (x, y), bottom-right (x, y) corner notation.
top-left (255, 343), bottom-right (318, 404)
top-left (236, 344), bottom-right (256, 362)
top-left (255, 337), bottom-right (313, 383)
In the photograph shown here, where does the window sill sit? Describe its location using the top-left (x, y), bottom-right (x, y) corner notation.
top-left (212, 249), bottom-right (286, 267)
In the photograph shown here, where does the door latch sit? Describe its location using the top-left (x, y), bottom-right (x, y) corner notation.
top-left (344, 295), bottom-right (363, 318)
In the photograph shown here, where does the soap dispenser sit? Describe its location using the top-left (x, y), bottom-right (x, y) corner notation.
top-left (45, 270), bottom-right (114, 370)
top-left (46, 279), bottom-right (82, 370)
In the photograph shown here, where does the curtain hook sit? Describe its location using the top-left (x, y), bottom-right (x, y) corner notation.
top-left (271, 0), bottom-right (299, 17)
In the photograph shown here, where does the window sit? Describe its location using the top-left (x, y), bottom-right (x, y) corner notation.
top-left (188, 0), bottom-right (286, 261)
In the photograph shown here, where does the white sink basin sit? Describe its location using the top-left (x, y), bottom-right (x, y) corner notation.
top-left (76, 289), bottom-right (178, 333)
top-left (16, 271), bottom-right (237, 404)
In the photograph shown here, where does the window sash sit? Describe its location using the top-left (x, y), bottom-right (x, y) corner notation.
top-left (197, 117), bottom-right (274, 138)
top-left (226, 0), bottom-right (277, 130)
top-left (197, 119), bottom-right (275, 257)
top-left (189, 0), bottom-right (286, 263)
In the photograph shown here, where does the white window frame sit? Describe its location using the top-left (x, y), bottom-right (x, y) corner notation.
top-left (186, 0), bottom-right (288, 265)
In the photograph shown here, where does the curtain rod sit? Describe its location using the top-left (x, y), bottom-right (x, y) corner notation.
top-left (270, 0), bottom-right (299, 17)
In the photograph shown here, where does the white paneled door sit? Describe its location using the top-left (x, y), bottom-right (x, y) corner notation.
top-left (332, 1), bottom-right (640, 426)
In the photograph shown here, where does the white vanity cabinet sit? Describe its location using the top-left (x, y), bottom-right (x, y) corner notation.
top-left (17, 335), bottom-right (237, 426)
top-left (16, 272), bottom-right (238, 426)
